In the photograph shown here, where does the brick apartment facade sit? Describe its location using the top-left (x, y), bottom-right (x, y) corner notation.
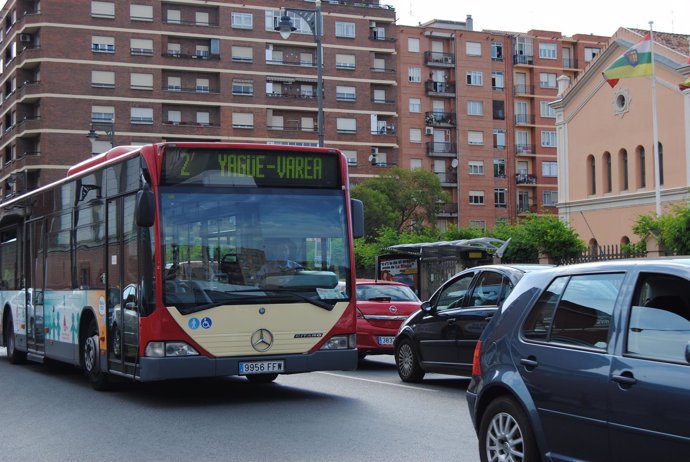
top-left (0, 0), bottom-right (609, 229)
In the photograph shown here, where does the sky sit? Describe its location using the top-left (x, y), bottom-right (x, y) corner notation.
top-left (385, 0), bottom-right (689, 37)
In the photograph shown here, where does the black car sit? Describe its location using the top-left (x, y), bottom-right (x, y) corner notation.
top-left (393, 264), bottom-right (551, 382)
top-left (467, 258), bottom-right (690, 462)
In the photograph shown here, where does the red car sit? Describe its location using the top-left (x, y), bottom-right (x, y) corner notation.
top-left (356, 279), bottom-right (422, 360)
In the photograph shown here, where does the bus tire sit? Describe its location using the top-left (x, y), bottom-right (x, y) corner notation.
top-left (245, 373), bottom-right (278, 384)
top-left (5, 314), bottom-right (27, 364)
top-left (83, 318), bottom-right (109, 391)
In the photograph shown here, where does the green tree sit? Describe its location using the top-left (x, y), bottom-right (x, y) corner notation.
top-left (632, 204), bottom-right (690, 255)
top-left (351, 167), bottom-right (449, 240)
top-left (497, 214), bottom-right (585, 263)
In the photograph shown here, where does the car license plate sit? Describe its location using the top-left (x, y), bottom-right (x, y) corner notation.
top-left (378, 336), bottom-right (395, 346)
top-left (239, 360), bottom-right (285, 375)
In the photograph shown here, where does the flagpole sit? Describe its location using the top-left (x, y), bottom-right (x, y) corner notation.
top-left (650, 21), bottom-right (662, 216)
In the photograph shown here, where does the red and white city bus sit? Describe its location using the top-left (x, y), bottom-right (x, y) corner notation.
top-left (0, 142), bottom-right (363, 389)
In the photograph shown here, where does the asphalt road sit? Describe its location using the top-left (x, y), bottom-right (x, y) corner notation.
top-left (0, 348), bottom-right (480, 462)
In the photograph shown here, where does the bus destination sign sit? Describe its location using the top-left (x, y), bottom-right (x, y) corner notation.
top-left (162, 148), bottom-right (341, 188)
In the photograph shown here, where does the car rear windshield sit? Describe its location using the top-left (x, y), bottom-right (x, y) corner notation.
top-left (357, 284), bottom-right (419, 302)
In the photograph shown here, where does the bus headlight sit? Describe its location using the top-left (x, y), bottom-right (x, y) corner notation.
top-left (145, 341), bottom-right (199, 357)
top-left (320, 334), bottom-right (356, 350)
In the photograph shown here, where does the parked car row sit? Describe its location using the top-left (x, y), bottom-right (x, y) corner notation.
top-left (358, 258), bottom-right (690, 461)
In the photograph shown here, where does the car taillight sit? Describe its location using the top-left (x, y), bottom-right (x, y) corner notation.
top-left (471, 340), bottom-right (482, 376)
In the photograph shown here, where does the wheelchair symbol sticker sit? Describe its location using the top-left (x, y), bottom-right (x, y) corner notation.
top-left (188, 318), bottom-right (200, 330)
top-left (201, 317), bottom-right (213, 329)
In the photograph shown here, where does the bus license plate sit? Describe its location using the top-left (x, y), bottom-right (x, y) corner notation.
top-left (239, 360), bottom-right (285, 375)
top-left (378, 336), bottom-right (395, 346)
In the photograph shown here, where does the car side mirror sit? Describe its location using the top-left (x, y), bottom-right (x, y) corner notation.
top-left (421, 301), bottom-right (434, 313)
top-left (685, 341), bottom-right (690, 364)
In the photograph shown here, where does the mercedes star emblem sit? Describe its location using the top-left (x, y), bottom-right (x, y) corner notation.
top-left (251, 328), bottom-right (274, 352)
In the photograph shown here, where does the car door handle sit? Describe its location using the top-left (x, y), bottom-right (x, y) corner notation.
top-left (611, 371), bottom-right (638, 387)
top-left (446, 318), bottom-right (456, 325)
top-left (520, 357), bottom-right (538, 370)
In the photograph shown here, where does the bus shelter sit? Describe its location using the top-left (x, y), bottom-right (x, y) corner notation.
top-left (376, 238), bottom-right (510, 300)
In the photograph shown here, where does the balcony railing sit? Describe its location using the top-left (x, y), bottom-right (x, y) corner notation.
top-left (517, 204), bottom-right (538, 214)
top-left (267, 91), bottom-right (316, 100)
top-left (162, 51), bottom-right (220, 61)
top-left (515, 113), bottom-right (535, 125)
top-left (516, 144), bottom-right (536, 155)
top-left (437, 202), bottom-right (458, 216)
top-left (513, 54), bottom-right (534, 65)
top-left (425, 80), bottom-right (456, 97)
top-left (516, 173), bottom-right (537, 185)
top-left (514, 84), bottom-right (534, 95)
top-left (425, 111), bottom-right (456, 127)
top-left (426, 141), bottom-right (457, 157)
top-left (424, 51), bottom-right (455, 67)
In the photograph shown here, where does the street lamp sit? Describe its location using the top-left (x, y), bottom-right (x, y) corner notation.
top-left (86, 122), bottom-right (115, 150)
top-left (274, 0), bottom-right (324, 147)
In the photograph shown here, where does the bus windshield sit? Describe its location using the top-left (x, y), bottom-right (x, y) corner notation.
top-left (160, 187), bottom-right (351, 313)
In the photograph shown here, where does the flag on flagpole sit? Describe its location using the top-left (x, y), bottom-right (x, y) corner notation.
top-left (602, 34), bottom-right (653, 88)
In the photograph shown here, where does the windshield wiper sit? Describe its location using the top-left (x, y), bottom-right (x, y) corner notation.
top-left (201, 288), bottom-right (338, 311)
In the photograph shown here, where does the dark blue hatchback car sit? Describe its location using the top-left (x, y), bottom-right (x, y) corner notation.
top-left (466, 259), bottom-right (690, 462)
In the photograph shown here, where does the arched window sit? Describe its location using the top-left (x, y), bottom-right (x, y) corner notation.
top-left (619, 149), bottom-right (628, 191)
top-left (637, 146), bottom-right (646, 188)
top-left (658, 142), bottom-right (664, 186)
top-left (603, 152), bottom-right (612, 193)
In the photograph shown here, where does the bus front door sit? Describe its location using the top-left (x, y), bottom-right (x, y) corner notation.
top-left (106, 196), bottom-right (140, 378)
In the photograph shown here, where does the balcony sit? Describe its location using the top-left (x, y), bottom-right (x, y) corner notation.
top-left (435, 172), bottom-right (457, 187)
top-left (424, 51), bottom-right (455, 67)
top-left (517, 204), bottom-right (538, 215)
top-left (513, 54), bottom-right (534, 65)
top-left (372, 125), bottom-right (396, 136)
top-left (515, 173), bottom-right (537, 185)
top-left (514, 84), bottom-right (534, 95)
top-left (162, 51), bottom-right (220, 61)
top-left (426, 141), bottom-right (457, 157)
top-left (425, 80), bottom-right (455, 97)
top-left (515, 113), bottom-right (535, 125)
top-left (425, 111), bottom-right (456, 127)
top-left (516, 144), bottom-right (536, 155)
top-left (562, 57), bottom-right (579, 69)
top-left (369, 31), bottom-right (395, 42)
top-left (437, 202), bottom-right (458, 217)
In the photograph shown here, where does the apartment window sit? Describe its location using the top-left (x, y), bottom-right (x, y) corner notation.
top-left (342, 150), bottom-right (357, 166)
top-left (232, 12), bottom-right (253, 29)
top-left (408, 67), bottom-right (421, 83)
top-left (543, 191), bottom-right (558, 206)
top-left (493, 101), bottom-right (505, 120)
top-left (470, 220), bottom-right (486, 231)
top-left (469, 191), bottom-right (485, 205)
top-left (589, 155), bottom-right (597, 195)
top-left (408, 37), bottom-right (420, 52)
top-left (196, 112), bottom-right (210, 126)
top-left (232, 79), bottom-right (253, 96)
top-left (130, 38), bottom-right (153, 56)
top-left (466, 71), bottom-right (483, 86)
top-left (335, 21), bottom-right (355, 38)
top-left (467, 101), bottom-right (483, 116)
top-left (196, 78), bottom-right (210, 93)
top-left (91, 71), bottom-right (115, 88)
top-left (92, 105), bottom-right (114, 122)
top-left (167, 9), bottom-right (181, 24)
top-left (167, 76), bottom-right (181, 91)
top-left (466, 41), bottom-right (481, 56)
top-left (541, 131), bottom-right (556, 147)
top-left (539, 43), bottom-right (557, 59)
top-left (409, 98), bottom-right (421, 113)
top-left (494, 159), bottom-right (506, 177)
top-left (336, 85), bottom-right (356, 101)
top-left (491, 71), bottom-right (504, 90)
top-left (336, 54), bottom-right (355, 69)
top-left (196, 12), bottom-right (209, 26)
top-left (409, 128), bottom-right (422, 143)
top-left (491, 42), bottom-right (503, 60)
top-left (410, 159), bottom-right (422, 170)
top-left (494, 188), bottom-right (507, 208)
top-left (468, 161), bottom-right (484, 175)
top-left (539, 73), bottom-right (557, 89)
top-left (131, 107), bottom-right (153, 124)
top-left (167, 110), bottom-right (181, 125)
top-left (604, 152), bottom-right (612, 192)
top-left (585, 47), bottom-right (600, 62)
top-left (130, 73), bottom-right (153, 90)
top-left (493, 129), bottom-right (506, 148)
top-left (336, 118), bottom-right (356, 134)
top-left (373, 89), bottom-right (386, 103)
top-left (130, 4), bottom-right (153, 21)
top-left (542, 161), bottom-right (558, 177)
top-left (620, 149), bottom-right (629, 191)
top-left (92, 36), bottom-right (115, 53)
top-left (468, 131), bottom-right (484, 145)
top-left (231, 46), bottom-right (253, 63)
top-left (91, 1), bottom-right (115, 18)
top-left (540, 101), bottom-right (556, 118)
top-left (232, 112), bottom-right (254, 129)
top-left (195, 46), bottom-right (210, 58)
top-left (167, 43), bottom-right (181, 57)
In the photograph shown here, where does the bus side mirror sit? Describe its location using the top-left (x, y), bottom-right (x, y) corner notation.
top-left (351, 199), bottom-right (364, 239)
top-left (136, 183), bottom-right (155, 228)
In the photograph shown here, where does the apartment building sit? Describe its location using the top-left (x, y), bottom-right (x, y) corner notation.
top-left (396, 18), bottom-right (609, 230)
top-left (0, 0), bottom-right (397, 197)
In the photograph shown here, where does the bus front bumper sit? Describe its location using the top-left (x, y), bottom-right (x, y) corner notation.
top-left (136, 348), bottom-right (358, 382)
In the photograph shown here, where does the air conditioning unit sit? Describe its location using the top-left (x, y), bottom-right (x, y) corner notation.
top-left (19, 34), bottom-right (31, 43)
top-left (425, 127), bottom-right (434, 135)
top-left (371, 147), bottom-right (379, 154)
top-left (369, 21), bottom-right (377, 28)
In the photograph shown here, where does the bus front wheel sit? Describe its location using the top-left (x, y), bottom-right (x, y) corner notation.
top-left (83, 318), bottom-right (109, 391)
top-left (5, 314), bottom-right (27, 364)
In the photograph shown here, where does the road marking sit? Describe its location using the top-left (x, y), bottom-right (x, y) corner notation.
top-left (316, 371), bottom-right (438, 392)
